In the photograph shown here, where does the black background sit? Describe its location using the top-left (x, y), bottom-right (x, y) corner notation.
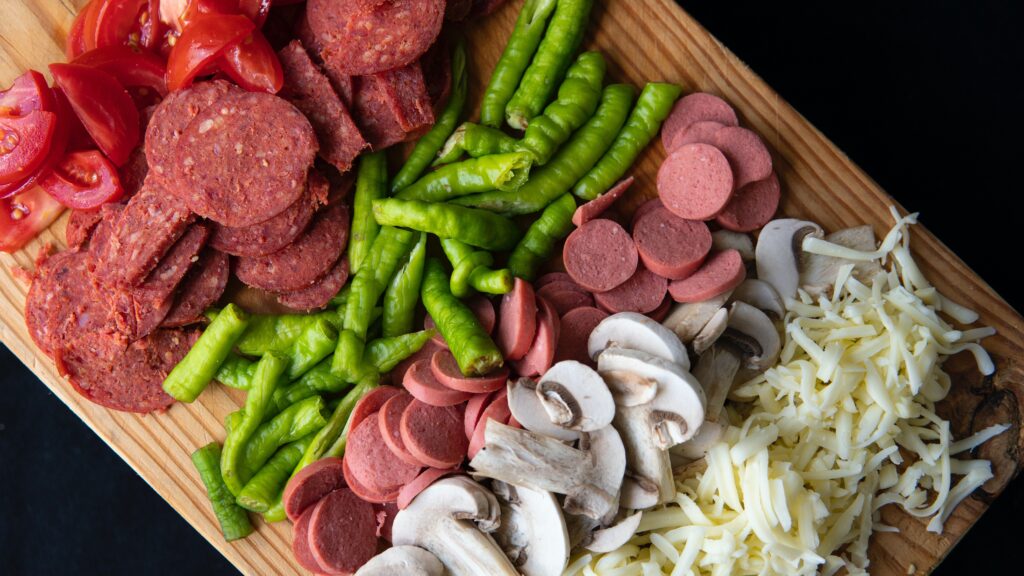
top-left (2, 1), bottom-right (1022, 574)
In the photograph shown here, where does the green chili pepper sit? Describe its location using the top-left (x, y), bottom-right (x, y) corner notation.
top-left (422, 258), bottom-right (503, 376)
top-left (240, 395), bottom-right (328, 479)
top-left (573, 82), bottom-right (682, 200)
top-left (328, 283), bottom-right (351, 309)
top-left (508, 193), bottom-right (577, 280)
top-left (235, 434), bottom-right (314, 513)
top-left (441, 238), bottom-right (513, 297)
top-left (214, 354), bottom-right (256, 390)
top-left (192, 442), bottom-right (254, 541)
top-left (263, 501), bottom-right (287, 523)
top-left (366, 329), bottom-right (436, 373)
top-left (221, 352), bottom-right (289, 495)
top-left (332, 329), bottom-right (367, 382)
top-left (518, 51), bottom-right (606, 165)
top-left (349, 151), bottom-right (388, 275)
top-left (480, 0), bottom-right (559, 128)
top-left (235, 311), bottom-right (338, 357)
top-left (391, 40), bottom-right (468, 193)
top-left (373, 198), bottom-right (522, 251)
top-left (342, 227), bottom-right (416, 340)
top-left (163, 303), bottom-right (250, 403)
top-left (453, 85), bottom-right (636, 215)
top-left (294, 377), bottom-right (378, 473)
top-left (271, 357), bottom-right (348, 413)
top-left (505, 0), bottom-right (594, 130)
top-left (287, 317), bottom-right (338, 381)
top-left (382, 232), bottom-right (427, 338)
top-left (434, 123), bottom-right (520, 165)
top-left (395, 152), bottom-right (533, 202)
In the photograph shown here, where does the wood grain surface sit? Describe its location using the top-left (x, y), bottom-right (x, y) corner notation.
top-left (2, 0), bottom-right (1022, 574)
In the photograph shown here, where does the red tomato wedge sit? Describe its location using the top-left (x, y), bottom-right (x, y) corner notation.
top-left (238, 0), bottom-right (272, 27)
top-left (95, 0), bottom-right (150, 48)
top-left (220, 32), bottom-right (283, 93)
top-left (166, 14), bottom-right (255, 91)
top-left (0, 186), bottom-right (65, 253)
top-left (66, 0), bottom-right (103, 60)
top-left (0, 70), bottom-right (56, 117)
top-left (37, 150), bottom-right (124, 210)
top-left (73, 45), bottom-right (168, 97)
top-left (49, 64), bottom-right (140, 167)
top-left (0, 112), bottom-right (58, 185)
top-left (52, 88), bottom-right (95, 153)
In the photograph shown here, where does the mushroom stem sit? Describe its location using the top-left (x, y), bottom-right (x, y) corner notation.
top-left (691, 344), bottom-right (741, 421)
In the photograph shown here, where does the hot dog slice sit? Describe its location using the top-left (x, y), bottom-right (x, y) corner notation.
top-left (668, 249), bottom-right (747, 303)
top-left (308, 488), bottom-right (379, 575)
top-left (403, 359), bottom-right (473, 407)
top-left (292, 506), bottom-right (329, 573)
top-left (667, 119), bottom-right (726, 152)
top-left (464, 391), bottom-right (499, 440)
top-left (594, 264), bottom-right (668, 314)
top-left (563, 219), bottom-right (638, 292)
top-left (657, 143), bottom-right (734, 221)
top-left (633, 205), bottom-right (712, 280)
top-left (400, 400), bottom-right (468, 468)
top-left (715, 172), bottom-right (781, 233)
top-left (467, 391), bottom-right (511, 459)
top-left (344, 413), bottom-right (422, 501)
top-left (349, 386), bottom-right (404, 433)
top-left (495, 278), bottom-right (538, 361)
top-left (378, 392), bottom-right (426, 467)
top-left (283, 456), bottom-right (347, 522)
top-left (660, 92), bottom-right (738, 152)
top-left (708, 126), bottom-right (773, 190)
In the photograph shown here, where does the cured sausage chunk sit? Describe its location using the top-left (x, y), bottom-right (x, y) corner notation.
top-left (308, 488), bottom-right (379, 574)
top-left (708, 126), bottom-right (773, 190)
top-left (554, 307), bottom-right (609, 366)
top-left (145, 80), bottom-right (234, 185)
top-left (351, 64), bottom-right (436, 151)
top-left (375, 62), bottom-right (434, 134)
top-left (573, 176), bottom-right (633, 227)
top-left (175, 90), bottom-right (317, 227)
top-left (633, 205), bottom-right (712, 279)
top-left (715, 172), bottom-right (781, 232)
top-left (378, 392), bottom-right (424, 467)
top-left (344, 415), bottom-right (422, 501)
top-left (26, 250), bottom-right (98, 356)
top-left (563, 219), bottom-right (638, 292)
top-left (65, 208), bottom-right (105, 249)
top-left (235, 202), bottom-right (351, 293)
top-left (495, 278), bottom-right (537, 361)
top-left (162, 249), bottom-right (230, 327)
top-left (657, 143), bottom-right (734, 221)
top-left (668, 249), bottom-right (747, 303)
top-left (283, 457), bottom-right (347, 522)
top-left (400, 400), bottom-right (468, 468)
top-left (594, 264), bottom-right (668, 315)
top-left (308, 0), bottom-right (445, 75)
top-left (276, 256), bottom-right (349, 312)
top-left (660, 92), bottom-right (738, 152)
top-left (510, 296), bottom-right (560, 378)
top-left (430, 349), bottom-right (509, 394)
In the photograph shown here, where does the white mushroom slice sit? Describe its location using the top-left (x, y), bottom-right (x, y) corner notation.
top-left (800, 225), bottom-right (883, 297)
top-left (585, 512), bottom-right (643, 553)
top-left (619, 476), bottom-right (662, 509)
top-left (613, 404), bottom-right (675, 506)
top-left (711, 229), bottom-right (755, 261)
top-left (392, 477), bottom-right (518, 576)
top-left (755, 218), bottom-right (824, 300)
top-left (564, 513), bottom-right (602, 550)
top-left (536, 361), bottom-right (615, 432)
top-left (661, 291), bottom-right (732, 344)
top-left (490, 482), bottom-right (569, 576)
top-left (726, 301), bottom-right (781, 372)
top-left (354, 546), bottom-right (444, 576)
top-left (730, 278), bottom-right (785, 319)
top-left (588, 312), bottom-right (690, 370)
top-left (692, 307), bottom-right (729, 354)
top-left (670, 420), bottom-right (726, 462)
top-left (470, 421), bottom-right (626, 520)
top-left (690, 345), bottom-right (742, 422)
top-left (507, 378), bottom-right (580, 442)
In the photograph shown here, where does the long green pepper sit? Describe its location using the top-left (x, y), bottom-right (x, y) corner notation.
top-left (348, 152), bottom-right (388, 275)
top-left (395, 152), bottom-right (533, 202)
top-left (373, 198), bottom-right (522, 251)
top-left (365, 329), bottom-right (436, 373)
top-left (163, 303), bottom-right (249, 402)
top-left (192, 443), bottom-right (254, 541)
top-left (286, 317), bottom-right (338, 381)
top-left (214, 354), bottom-right (256, 390)
top-left (271, 357), bottom-right (348, 413)
top-left (240, 395), bottom-right (328, 479)
top-left (434, 123), bottom-right (519, 165)
top-left (441, 238), bottom-right (513, 297)
top-left (508, 193), bottom-right (577, 280)
top-left (382, 232), bottom-right (427, 338)
top-left (235, 434), bottom-right (314, 513)
top-left (235, 311), bottom-right (338, 357)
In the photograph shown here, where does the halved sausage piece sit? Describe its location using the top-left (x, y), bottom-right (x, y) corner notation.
top-left (715, 172), bottom-right (781, 232)
top-left (403, 359), bottom-right (473, 407)
top-left (633, 205), bottom-right (712, 280)
top-left (349, 386), bottom-right (404, 432)
top-left (554, 306), bottom-right (609, 366)
top-left (657, 143), bottom-right (734, 221)
top-left (430, 349), bottom-right (509, 394)
top-left (594, 264), bottom-right (668, 314)
top-left (563, 219), bottom-right (638, 292)
top-left (308, 488), bottom-right (379, 575)
top-left (667, 119), bottom-right (726, 152)
top-left (708, 126), bottom-right (773, 190)
top-left (495, 278), bottom-right (537, 361)
top-left (572, 176), bottom-right (634, 227)
top-left (344, 415), bottom-right (422, 501)
top-left (510, 296), bottom-right (560, 378)
top-left (378, 392), bottom-right (426, 467)
top-left (283, 457), bottom-right (347, 522)
top-left (467, 391), bottom-right (511, 459)
top-left (668, 249), bottom-right (747, 303)
top-left (397, 467), bottom-right (461, 509)
top-left (400, 399), bottom-right (468, 468)
top-left (660, 92), bottom-right (738, 152)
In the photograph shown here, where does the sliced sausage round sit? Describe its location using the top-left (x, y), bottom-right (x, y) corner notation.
top-left (430, 349), bottom-right (509, 394)
top-left (708, 126), bottom-right (773, 190)
top-left (344, 415), bottom-right (422, 500)
top-left (161, 248), bottom-right (230, 328)
top-left (510, 295), bottom-right (560, 378)
top-left (342, 456), bottom-right (391, 504)
top-left (594, 264), bottom-right (668, 314)
top-left (283, 457), bottom-right (347, 522)
top-left (495, 278), bottom-right (537, 361)
top-left (668, 249), bottom-right (747, 303)
top-left (563, 219), bottom-right (638, 292)
top-left (464, 391), bottom-right (499, 440)
top-left (373, 501), bottom-right (399, 542)
top-left (633, 205), bottom-right (712, 280)
top-left (389, 339), bottom-right (446, 387)
top-left (378, 392), bottom-right (425, 467)
top-left (145, 80), bottom-right (234, 185)
top-left (647, 294), bottom-right (672, 322)
top-left (397, 467), bottom-right (461, 510)
top-left (292, 505), bottom-right (328, 573)
top-left (715, 172), bottom-right (781, 232)
top-left (554, 306), bottom-right (609, 366)
top-left (308, 488), bottom-right (379, 575)
top-left (65, 208), bottom-right (104, 249)
top-left (534, 272), bottom-right (575, 289)
top-left (468, 391), bottom-right (511, 459)
top-left (277, 256), bottom-right (350, 312)
top-left (400, 399), bottom-right (468, 469)
top-left (660, 92), bottom-right (738, 152)
top-left (349, 386), bottom-right (404, 433)
top-left (536, 287), bottom-right (595, 317)
top-left (403, 359), bottom-right (473, 407)
top-left (657, 143), bottom-right (734, 221)
top-left (667, 119), bottom-right (726, 152)
top-left (572, 176), bottom-right (634, 227)
top-left (631, 197), bottom-right (664, 230)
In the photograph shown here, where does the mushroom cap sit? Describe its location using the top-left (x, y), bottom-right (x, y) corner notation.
top-left (754, 218), bottom-right (824, 300)
top-left (491, 483), bottom-right (570, 576)
top-left (729, 278), bottom-right (785, 320)
top-left (671, 420), bottom-right (726, 461)
top-left (507, 378), bottom-right (580, 442)
top-left (661, 290), bottom-right (732, 344)
top-left (693, 307), bottom-right (729, 354)
top-left (723, 301), bottom-right (781, 372)
top-left (537, 361), bottom-right (616, 431)
top-left (619, 476), bottom-right (662, 509)
top-left (711, 229), bottom-right (755, 261)
top-left (585, 511), bottom-right (643, 553)
top-left (589, 312), bottom-right (690, 370)
top-left (353, 546), bottom-right (444, 576)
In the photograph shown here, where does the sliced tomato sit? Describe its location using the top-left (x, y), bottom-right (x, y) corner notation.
top-left (66, 0), bottom-right (102, 60)
top-left (238, 0), bottom-right (272, 27)
top-left (220, 31), bottom-right (282, 93)
top-left (49, 64), bottom-right (140, 167)
top-left (95, 0), bottom-right (150, 48)
top-left (179, 0), bottom-right (243, 28)
top-left (141, 0), bottom-right (165, 49)
top-left (0, 186), bottom-right (65, 253)
top-left (0, 70), bottom-right (56, 117)
top-left (52, 88), bottom-right (95, 153)
top-left (73, 45), bottom-right (168, 97)
top-left (166, 13), bottom-right (254, 91)
top-left (0, 112), bottom-right (58, 185)
top-left (37, 150), bottom-right (124, 210)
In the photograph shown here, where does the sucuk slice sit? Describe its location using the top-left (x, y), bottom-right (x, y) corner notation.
top-left (594, 264), bottom-right (668, 315)
top-left (495, 278), bottom-right (537, 361)
top-left (715, 172), bottom-right (781, 232)
top-left (397, 467), bottom-right (461, 510)
top-left (208, 169), bottom-right (327, 257)
top-left (660, 92), bottom-right (738, 152)
top-left (536, 287), bottom-right (595, 317)
top-left (277, 256), bottom-right (350, 312)
top-left (668, 249), bottom-right (747, 303)
top-left (292, 505), bottom-right (328, 574)
top-left (631, 197), bottom-right (664, 229)
top-left (390, 339), bottom-right (446, 387)
top-left (572, 176), bottom-right (634, 227)
top-left (378, 393), bottom-right (426, 467)
top-left (161, 249), bottom-right (230, 327)
top-left (667, 119), bottom-right (726, 152)
top-left (65, 208), bottom-right (105, 249)
top-left (344, 415), bottom-right (422, 500)
top-left (467, 390), bottom-right (511, 459)
top-left (633, 205), bottom-right (712, 280)
top-left (430, 349), bottom-right (509, 394)
top-left (308, 488), bottom-right (379, 575)
top-left (351, 73), bottom-right (410, 150)
top-left (235, 202), bottom-right (350, 293)
top-left (400, 400), bottom-right (468, 469)
top-left (647, 294), bottom-right (672, 322)
top-left (26, 250), bottom-right (93, 356)
top-left (342, 456), bottom-right (391, 504)
top-left (349, 386), bottom-right (404, 433)
top-left (708, 126), bottom-right (773, 190)
top-left (554, 307), bottom-right (609, 366)
top-left (145, 80), bottom-right (234, 185)
top-left (510, 295), bottom-right (560, 378)
top-left (464, 391), bottom-right (499, 441)
top-left (174, 90), bottom-right (317, 227)
top-left (425, 293), bottom-right (495, 347)
top-left (658, 143), bottom-right (734, 221)
top-left (403, 359), bottom-right (473, 407)
top-left (376, 61), bottom-right (435, 134)
top-left (563, 219), bottom-right (638, 293)
top-left (283, 457), bottom-right (347, 522)
top-left (534, 272), bottom-right (575, 289)
top-left (374, 501), bottom-right (399, 542)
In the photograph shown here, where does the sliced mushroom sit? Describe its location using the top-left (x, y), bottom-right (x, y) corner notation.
top-left (490, 481), bottom-right (570, 576)
top-left (800, 225), bottom-right (883, 297)
top-left (661, 290), bottom-right (732, 344)
top-left (506, 378), bottom-right (580, 442)
top-left (670, 420), bottom-right (726, 463)
top-left (564, 513), bottom-right (602, 550)
top-left (755, 218), bottom-right (824, 300)
top-left (354, 546), bottom-right (444, 576)
top-left (711, 230), bottom-right (755, 261)
top-left (619, 476), bottom-right (662, 509)
top-left (392, 476), bottom-right (518, 576)
top-left (588, 312), bottom-right (690, 370)
top-left (585, 511), bottom-right (643, 553)
top-left (470, 421), bottom-right (626, 520)
top-left (536, 361), bottom-right (615, 432)
top-left (692, 307), bottom-right (729, 354)
top-left (729, 278), bottom-right (785, 320)
top-left (690, 345), bottom-right (742, 422)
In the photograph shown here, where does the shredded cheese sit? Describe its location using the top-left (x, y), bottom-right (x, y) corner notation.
top-left (573, 208), bottom-right (1005, 575)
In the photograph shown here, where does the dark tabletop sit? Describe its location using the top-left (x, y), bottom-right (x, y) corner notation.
top-left (2, 1), bottom-right (1022, 574)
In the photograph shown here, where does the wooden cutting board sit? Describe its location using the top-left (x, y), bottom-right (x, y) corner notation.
top-left (2, 1), bottom-right (1022, 574)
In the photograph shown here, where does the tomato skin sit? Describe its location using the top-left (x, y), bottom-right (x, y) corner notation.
top-left (37, 150), bottom-right (124, 210)
top-left (49, 64), bottom-right (140, 167)
top-left (0, 112), bottom-right (58, 185)
top-left (220, 31), bottom-right (282, 93)
top-left (73, 45), bottom-right (168, 97)
top-left (95, 0), bottom-right (150, 48)
top-left (0, 186), bottom-right (65, 253)
top-left (238, 0), bottom-right (273, 27)
top-left (166, 14), bottom-right (255, 91)
top-left (0, 70), bottom-right (56, 117)
top-left (66, 0), bottom-right (102, 60)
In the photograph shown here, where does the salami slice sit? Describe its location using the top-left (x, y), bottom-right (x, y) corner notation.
top-left (145, 80), bottom-right (235, 184)
top-left (351, 74), bottom-right (412, 151)
top-left (563, 219), bottom-right (638, 292)
top-left (276, 256), bottom-right (350, 311)
top-left (294, 11), bottom-right (354, 106)
top-left (65, 208), bottom-right (105, 250)
top-left (161, 248), bottom-right (230, 327)
top-left (376, 62), bottom-right (434, 134)
top-left (26, 250), bottom-right (104, 357)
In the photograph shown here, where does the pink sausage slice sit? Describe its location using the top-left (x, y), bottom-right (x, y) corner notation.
top-left (647, 294), bottom-right (672, 322)
top-left (431, 349), bottom-right (509, 394)
top-left (342, 456), bottom-right (391, 504)
top-left (349, 386), bottom-right (404, 433)
top-left (534, 272), bottom-right (575, 289)
top-left (397, 467), bottom-right (461, 509)
top-left (390, 339), bottom-right (446, 386)
top-left (283, 456), bottom-right (347, 522)
top-left (468, 391), bottom-right (511, 459)
top-left (378, 393), bottom-right (426, 467)
top-left (403, 359), bottom-right (474, 407)
top-left (425, 293), bottom-right (495, 347)
top-left (715, 172), bottom-right (781, 232)
top-left (668, 249), bottom-right (747, 303)
top-left (344, 415), bottom-right (422, 500)
top-left (633, 205), bottom-right (712, 280)
top-left (495, 278), bottom-right (538, 361)
top-left (536, 280), bottom-right (590, 298)
top-left (709, 126), bottom-right (773, 190)
top-left (400, 399), bottom-right (468, 468)
top-left (554, 306), bottom-right (609, 366)
top-left (657, 143), bottom-right (734, 221)
top-left (308, 488), bottom-right (379, 575)
top-left (510, 296), bottom-right (560, 378)
top-left (630, 197), bottom-right (664, 230)
top-left (667, 119), bottom-right (726, 152)
top-left (464, 391), bottom-right (499, 440)
top-left (292, 505), bottom-right (329, 573)
top-left (563, 219), bottom-right (638, 292)
top-left (572, 176), bottom-right (634, 227)
top-left (594, 264), bottom-right (668, 314)
top-left (537, 287), bottom-right (595, 317)
top-left (661, 92), bottom-right (738, 152)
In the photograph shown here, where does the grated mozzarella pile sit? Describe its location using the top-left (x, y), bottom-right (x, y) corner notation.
top-left (570, 208), bottom-right (1007, 576)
